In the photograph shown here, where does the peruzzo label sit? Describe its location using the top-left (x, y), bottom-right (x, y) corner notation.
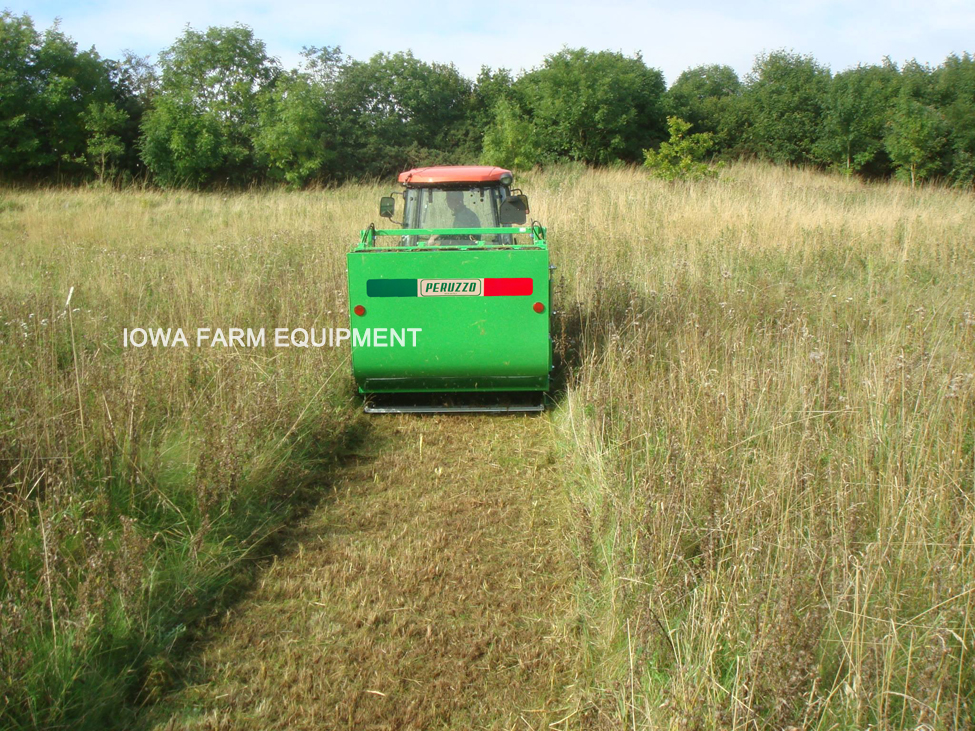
top-left (418, 279), bottom-right (482, 297)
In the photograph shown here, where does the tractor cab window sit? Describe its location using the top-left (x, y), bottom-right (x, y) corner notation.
top-left (400, 186), bottom-right (517, 246)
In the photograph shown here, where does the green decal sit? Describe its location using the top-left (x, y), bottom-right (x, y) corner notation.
top-left (367, 279), bottom-right (417, 297)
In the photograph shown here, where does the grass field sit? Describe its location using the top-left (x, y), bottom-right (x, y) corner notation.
top-left (1, 163), bottom-right (973, 730)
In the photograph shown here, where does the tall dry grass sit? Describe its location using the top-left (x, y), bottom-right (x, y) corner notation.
top-left (0, 187), bottom-right (373, 728)
top-left (1, 164), bottom-right (973, 730)
top-left (537, 163), bottom-right (975, 730)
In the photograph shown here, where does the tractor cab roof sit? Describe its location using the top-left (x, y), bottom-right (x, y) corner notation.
top-left (398, 166), bottom-right (513, 187)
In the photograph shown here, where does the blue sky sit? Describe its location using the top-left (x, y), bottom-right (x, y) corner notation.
top-left (10, 0), bottom-right (975, 84)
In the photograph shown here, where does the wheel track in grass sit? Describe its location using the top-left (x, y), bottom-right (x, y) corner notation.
top-left (144, 413), bottom-right (582, 730)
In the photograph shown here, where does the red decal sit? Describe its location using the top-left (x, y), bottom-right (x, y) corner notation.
top-left (484, 277), bottom-right (533, 296)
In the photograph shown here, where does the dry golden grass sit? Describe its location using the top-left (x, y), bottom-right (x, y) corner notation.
top-left (1, 162), bottom-right (973, 730)
top-left (534, 163), bottom-right (975, 730)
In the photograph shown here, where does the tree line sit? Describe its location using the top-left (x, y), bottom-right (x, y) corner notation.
top-left (2, 11), bottom-right (973, 188)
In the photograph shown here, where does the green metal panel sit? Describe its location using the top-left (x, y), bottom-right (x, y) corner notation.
top-left (357, 226), bottom-right (541, 247)
top-left (347, 243), bottom-right (551, 394)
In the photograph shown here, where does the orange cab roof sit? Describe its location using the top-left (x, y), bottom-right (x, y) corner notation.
top-left (398, 165), bottom-right (513, 186)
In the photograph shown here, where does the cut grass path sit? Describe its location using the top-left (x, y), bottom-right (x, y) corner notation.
top-left (143, 413), bottom-right (582, 730)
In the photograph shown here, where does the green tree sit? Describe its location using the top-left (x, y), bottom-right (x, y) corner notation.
top-left (0, 12), bottom-right (40, 175)
top-left (139, 93), bottom-right (225, 186)
top-left (932, 53), bottom-right (975, 186)
top-left (254, 47), bottom-right (344, 187)
top-left (460, 66), bottom-right (515, 160)
top-left (643, 116), bottom-right (719, 180)
top-left (480, 97), bottom-right (541, 170)
top-left (331, 51), bottom-right (474, 177)
top-left (815, 61), bottom-right (899, 176)
top-left (469, 67), bottom-right (514, 130)
top-left (83, 101), bottom-right (127, 182)
top-left (744, 51), bottom-right (831, 165)
top-left (104, 52), bottom-right (159, 179)
top-left (665, 64), bottom-right (745, 154)
top-left (515, 48), bottom-right (667, 164)
top-left (0, 12), bottom-right (118, 179)
top-left (884, 97), bottom-right (948, 187)
top-left (140, 24), bottom-right (280, 186)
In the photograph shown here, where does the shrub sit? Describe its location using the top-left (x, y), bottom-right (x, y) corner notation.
top-left (643, 116), bottom-right (720, 181)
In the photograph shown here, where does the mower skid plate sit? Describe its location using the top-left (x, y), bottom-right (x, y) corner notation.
top-left (363, 392), bottom-right (545, 414)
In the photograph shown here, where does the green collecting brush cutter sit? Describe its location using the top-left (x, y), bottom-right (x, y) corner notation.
top-left (346, 166), bottom-right (552, 413)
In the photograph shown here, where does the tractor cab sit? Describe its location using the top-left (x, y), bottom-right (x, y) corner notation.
top-left (347, 166), bottom-right (550, 413)
top-left (378, 166), bottom-right (531, 246)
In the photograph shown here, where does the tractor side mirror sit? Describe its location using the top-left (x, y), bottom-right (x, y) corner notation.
top-left (379, 196), bottom-right (395, 219)
top-left (499, 194), bottom-right (529, 225)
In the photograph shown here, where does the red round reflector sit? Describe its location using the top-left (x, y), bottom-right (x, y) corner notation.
top-left (353, 305), bottom-right (366, 316)
top-left (533, 301), bottom-right (545, 313)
